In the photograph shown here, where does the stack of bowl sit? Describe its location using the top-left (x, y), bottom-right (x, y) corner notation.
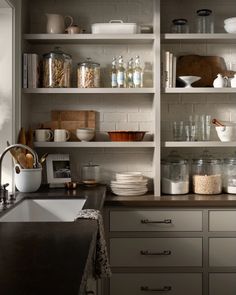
top-left (224, 17), bottom-right (236, 33)
top-left (110, 172), bottom-right (148, 196)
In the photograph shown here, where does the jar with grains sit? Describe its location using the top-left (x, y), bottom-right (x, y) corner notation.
top-left (223, 156), bottom-right (236, 194)
top-left (77, 58), bottom-right (100, 88)
top-left (161, 150), bottom-right (189, 195)
top-left (43, 47), bottom-right (72, 88)
top-left (192, 151), bottom-right (222, 195)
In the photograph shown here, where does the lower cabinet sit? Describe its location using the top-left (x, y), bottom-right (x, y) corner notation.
top-left (209, 273), bottom-right (236, 295)
top-left (110, 273), bottom-right (202, 295)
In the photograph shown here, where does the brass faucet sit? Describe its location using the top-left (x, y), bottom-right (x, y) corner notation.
top-left (0, 144), bottom-right (40, 204)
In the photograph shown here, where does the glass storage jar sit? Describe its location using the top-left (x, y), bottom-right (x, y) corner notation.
top-left (77, 58), bottom-right (100, 88)
top-left (171, 18), bottom-right (189, 33)
top-left (192, 152), bottom-right (222, 194)
top-left (223, 156), bottom-right (236, 194)
top-left (161, 151), bottom-right (189, 195)
top-left (196, 9), bottom-right (214, 33)
top-left (81, 162), bottom-right (100, 185)
top-left (43, 47), bottom-right (72, 88)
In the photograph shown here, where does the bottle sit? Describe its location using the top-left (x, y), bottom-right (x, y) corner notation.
top-left (196, 9), bottom-right (214, 33)
top-left (133, 55), bottom-right (143, 88)
top-left (126, 58), bottom-right (134, 88)
top-left (213, 73), bottom-right (225, 88)
top-left (111, 57), bottom-right (118, 88)
top-left (117, 56), bottom-right (125, 88)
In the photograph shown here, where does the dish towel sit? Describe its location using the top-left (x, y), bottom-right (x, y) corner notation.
top-left (76, 209), bottom-right (112, 279)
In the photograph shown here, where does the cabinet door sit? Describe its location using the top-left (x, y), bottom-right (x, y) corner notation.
top-left (110, 210), bottom-right (202, 231)
top-left (209, 210), bottom-right (236, 231)
top-left (209, 238), bottom-right (236, 267)
top-left (110, 273), bottom-right (202, 295)
top-left (110, 238), bottom-right (202, 267)
top-left (209, 273), bottom-right (236, 295)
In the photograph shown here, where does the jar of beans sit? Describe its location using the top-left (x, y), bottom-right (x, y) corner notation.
top-left (77, 58), bottom-right (100, 88)
top-left (43, 47), bottom-right (72, 88)
top-left (192, 151), bottom-right (222, 195)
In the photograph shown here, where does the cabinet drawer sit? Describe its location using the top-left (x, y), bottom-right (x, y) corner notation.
top-left (110, 238), bottom-right (202, 267)
top-left (110, 210), bottom-right (202, 232)
top-left (110, 273), bottom-right (202, 295)
top-left (209, 273), bottom-right (236, 295)
top-left (209, 210), bottom-right (236, 231)
top-left (209, 238), bottom-right (236, 267)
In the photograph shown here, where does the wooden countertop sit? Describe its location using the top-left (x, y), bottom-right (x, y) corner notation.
top-left (105, 193), bottom-right (236, 207)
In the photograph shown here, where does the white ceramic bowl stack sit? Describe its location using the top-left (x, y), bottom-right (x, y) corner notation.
top-left (224, 17), bottom-right (236, 33)
top-left (110, 172), bottom-right (148, 196)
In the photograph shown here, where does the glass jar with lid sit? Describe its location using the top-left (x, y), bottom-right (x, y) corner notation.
top-left (81, 162), bottom-right (100, 185)
top-left (223, 155), bottom-right (236, 194)
top-left (77, 58), bottom-right (100, 88)
top-left (196, 9), bottom-right (214, 33)
top-left (161, 151), bottom-right (189, 195)
top-left (43, 47), bottom-right (72, 88)
top-left (171, 18), bottom-right (189, 33)
top-left (192, 151), bottom-right (222, 194)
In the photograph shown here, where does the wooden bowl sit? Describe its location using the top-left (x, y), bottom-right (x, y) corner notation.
top-left (108, 131), bottom-right (146, 141)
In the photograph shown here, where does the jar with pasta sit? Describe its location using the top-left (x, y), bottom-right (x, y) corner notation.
top-left (77, 58), bottom-right (100, 88)
top-left (192, 151), bottom-right (222, 195)
top-left (43, 47), bottom-right (72, 88)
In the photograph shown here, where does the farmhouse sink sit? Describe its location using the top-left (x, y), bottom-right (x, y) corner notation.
top-left (0, 199), bottom-right (86, 222)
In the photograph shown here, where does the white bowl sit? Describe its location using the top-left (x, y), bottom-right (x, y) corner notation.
top-left (224, 17), bottom-right (236, 25)
top-left (76, 128), bottom-right (95, 142)
top-left (215, 126), bottom-right (236, 142)
top-left (178, 76), bottom-right (201, 88)
top-left (224, 25), bottom-right (236, 33)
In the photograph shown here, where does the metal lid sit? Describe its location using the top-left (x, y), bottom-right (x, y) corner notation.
top-left (43, 46), bottom-right (72, 59)
top-left (197, 9), bottom-right (212, 16)
top-left (172, 18), bottom-right (188, 25)
top-left (77, 57), bottom-right (100, 67)
top-left (192, 150), bottom-right (221, 165)
top-left (162, 150), bottom-right (188, 165)
top-left (224, 157), bottom-right (236, 164)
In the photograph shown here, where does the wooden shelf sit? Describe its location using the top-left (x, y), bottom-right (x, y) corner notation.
top-left (162, 33), bottom-right (236, 44)
top-left (24, 33), bottom-right (155, 44)
top-left (34, 141), bottom-right (155, 148)
top-left (23, 88), bottom-right (155, 94)
top-left (164, 141), bottom-right (236, 148)
top-left (164, 88), bottom-right (236, 94)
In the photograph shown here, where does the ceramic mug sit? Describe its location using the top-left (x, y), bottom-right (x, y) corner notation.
top-left (15, 164), bottom-right (42, 193)
top-left (35, 129), bottom-right (53, 142)
top-left (54, 129), bottom-right (70, 142)
top-left (65, 25), bottom-right (80, 34)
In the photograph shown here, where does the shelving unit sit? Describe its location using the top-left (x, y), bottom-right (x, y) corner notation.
top-left (164, 141), bottom-right (236, 148)
top-left (23, 88), bottom-right (155, 94)
top-left (164, 88), bottom-right (236, 93)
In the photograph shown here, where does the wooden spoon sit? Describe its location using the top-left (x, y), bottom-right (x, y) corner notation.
top-left (212, 118), bottom-right (225, 127)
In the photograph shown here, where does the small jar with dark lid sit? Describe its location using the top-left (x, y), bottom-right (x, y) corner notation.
top-left (171, 18), bottom-right (189, 33)
top-left (223, 155), bottom-right (236, 194)
top-left (196, 9), bottom-right (214, 33)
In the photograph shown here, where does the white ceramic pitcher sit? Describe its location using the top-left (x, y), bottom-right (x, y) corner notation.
top-left (46, 13), bottom-right (73, 34)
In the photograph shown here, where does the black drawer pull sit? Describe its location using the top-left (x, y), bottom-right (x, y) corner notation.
top-left (141, 219), bottom-right (172, 224)
top-left (141, 286), bottom-right (172, 292)
top-left (140, 250), bottom-right (171, 256)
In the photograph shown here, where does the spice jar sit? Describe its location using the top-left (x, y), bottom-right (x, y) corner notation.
top-left (171, 18), bottom-right (189, 33)
top-left (161, 151), bottom-right (189, 195)
top-left (192, 152), bottom-right (222, 194)
top-left (77, 58), bottom-right (100, 88)
top-left (43, 47), bottom-right (72, 88)
top-left (81, 162), bottom-right (100, 185)
top-left (196, 9), bottom-right (214, 33)
top-left (223, 156), bottom-right (236, 194)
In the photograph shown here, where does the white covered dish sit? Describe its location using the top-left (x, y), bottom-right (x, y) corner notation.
top-left (91, 20), bottom-right (138, 34)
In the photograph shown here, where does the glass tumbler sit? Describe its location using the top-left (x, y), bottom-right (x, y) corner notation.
top-left (82, 162), bottom-right (100, 185)
top-left (172, 121), bottom-right (184, 141)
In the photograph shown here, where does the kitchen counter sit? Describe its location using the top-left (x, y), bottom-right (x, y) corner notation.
top-left (0, 185), bottom-right (106, 295)
top-left (105, 192), bottom-right (236, 207)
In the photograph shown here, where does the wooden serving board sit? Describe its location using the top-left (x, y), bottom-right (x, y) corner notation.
top-left (43, 110), bottom-right (96, 141)
top-left (176, 55), bottom-right (227, 87)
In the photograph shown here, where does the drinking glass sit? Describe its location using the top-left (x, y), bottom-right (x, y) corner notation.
top-left (172, 121), bottom-right (184, 141)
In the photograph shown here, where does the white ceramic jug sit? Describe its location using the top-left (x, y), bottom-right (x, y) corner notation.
top-left (213, 73), bottom-right (225, 88)
top-left (46, 14), bottom-right (73, 34)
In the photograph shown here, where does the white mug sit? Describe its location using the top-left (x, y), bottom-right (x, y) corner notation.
top-left (65, 25), bottom-right (80, 34)
top-left (54, 129), bottom-right (70, 142)
top-left (15, 165), bottom-right (42, 193)
top-left (35, 129), bottom-right (53, 142)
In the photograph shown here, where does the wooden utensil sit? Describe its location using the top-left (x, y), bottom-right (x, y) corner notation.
top-left (17, 152), bottom-right (28, 169)
top-left (18, 127), bottom-right (27, 154)
top-left (26, 153), bottom-right (34, 169)
top-left (212, 118), bottom-right (225, 127)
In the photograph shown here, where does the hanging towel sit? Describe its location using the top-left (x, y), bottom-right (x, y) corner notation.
top-left (76, 209), bottom-right (112, 279)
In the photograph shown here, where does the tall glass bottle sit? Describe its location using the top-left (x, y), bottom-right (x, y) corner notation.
top-left (117, 56), bottom-right (125, 88)
top-left (133, 55), bottom-right (143, 88)
top-left (111, 57), bottom-right (117, 88)
top-left (126, 58), bottom-right (134, 88)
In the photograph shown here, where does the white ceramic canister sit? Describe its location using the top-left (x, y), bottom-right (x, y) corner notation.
top-left (14, 165), bottom-right (42, 193)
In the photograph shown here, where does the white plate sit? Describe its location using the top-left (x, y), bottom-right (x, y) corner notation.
top-left (111, 180), bottom-right (148, 185)
top-left (111, 188), bottom-right (148, 196)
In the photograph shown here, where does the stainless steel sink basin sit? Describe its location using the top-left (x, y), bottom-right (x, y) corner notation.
top-left (0, 199), bottom-right (86, 222)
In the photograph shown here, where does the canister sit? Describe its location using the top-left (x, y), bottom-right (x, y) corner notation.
top-left (223, 156), bottom-right (236, 194)
top-left (77, 58), bottom-right (100, 88)
top-left (82, 162), bottom-right (100, 185)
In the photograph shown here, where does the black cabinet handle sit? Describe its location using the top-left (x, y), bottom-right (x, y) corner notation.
top-left (140, 250), bottom-right (171, 256)
top-left (141, 286), bottom-right (172, 292)
top-left (141, 219), bottom-right (172, 224)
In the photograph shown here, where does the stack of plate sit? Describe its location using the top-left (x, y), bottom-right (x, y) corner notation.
top-left (110, 172), bottom-right (148, 196)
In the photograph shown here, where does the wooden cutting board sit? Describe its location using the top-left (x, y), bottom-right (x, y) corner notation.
top-left (176, 55), bottom-right (228, 87)
top-left (43, 110), bottom-right (96, 141)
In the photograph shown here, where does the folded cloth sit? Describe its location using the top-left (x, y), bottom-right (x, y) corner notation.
top-left (76, 209), bottom-right (112, 279)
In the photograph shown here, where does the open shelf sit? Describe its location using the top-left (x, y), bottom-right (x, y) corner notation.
top-left (164, 141), bottom-right (236, 148)
top-left (24, 33), bottom-right (155, 44)
top-left (34, 141), bottom-right (155, 148)
top-left (164, 88), bottom-right (236, 94)
top-left (23, 88), bottom-right (155, 94)
top-left (162, 33), bottom-right (236, 44)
